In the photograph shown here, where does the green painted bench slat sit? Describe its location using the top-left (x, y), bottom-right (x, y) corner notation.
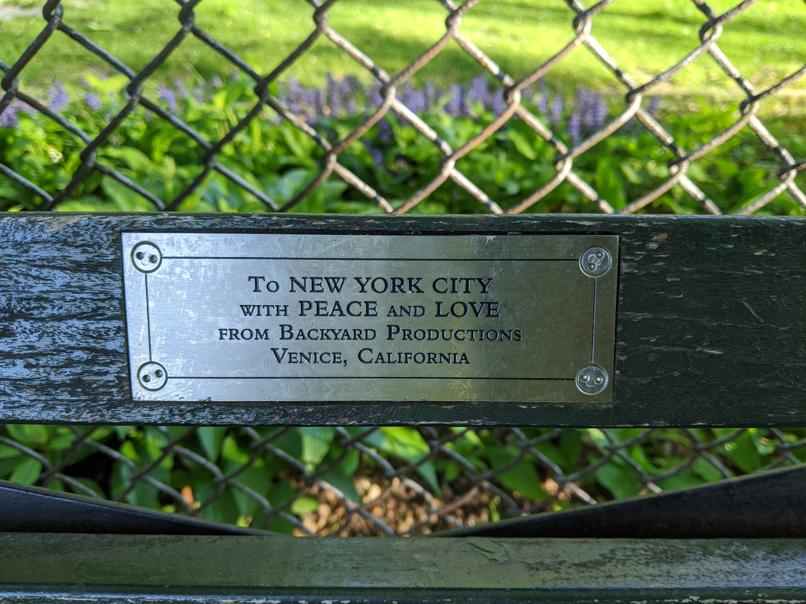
top-left (0, 533), bottom-right (804, 602)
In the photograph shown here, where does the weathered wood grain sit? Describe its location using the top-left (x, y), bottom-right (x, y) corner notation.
top-left (2, 213), bottom-right (805, 425)
top-left (0, 533), bottom-right (804, 602)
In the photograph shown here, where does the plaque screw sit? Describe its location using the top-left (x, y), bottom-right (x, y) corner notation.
top-left (575, 365), bottom-right (608, 396)
top-left (137, 361), bottom-right (168, 391)
top-left (579, 247), bottom-right (612, 278)
top-left (131, 242), bottom-right (162, 273)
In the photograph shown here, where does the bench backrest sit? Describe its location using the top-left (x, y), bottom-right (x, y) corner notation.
top-left (2, 213), bottom-right (804, 427)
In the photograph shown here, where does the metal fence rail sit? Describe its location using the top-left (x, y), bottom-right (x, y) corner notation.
top-left (0, 0), bottom-right (805, 535)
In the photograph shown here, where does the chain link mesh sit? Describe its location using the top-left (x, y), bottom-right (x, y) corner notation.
top-left (0, 425), bottom-right (804, 535)
top-left (1, 0), bottom-right (804, 212)
top-left (1, 0), bottom-right (804, 535)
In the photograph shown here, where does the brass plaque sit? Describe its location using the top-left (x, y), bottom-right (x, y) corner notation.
top-left (122, 233), bottom-right (618, 403)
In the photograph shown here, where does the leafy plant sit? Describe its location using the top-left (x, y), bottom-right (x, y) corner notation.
top-left (2, 75), bottom-right (802, 215)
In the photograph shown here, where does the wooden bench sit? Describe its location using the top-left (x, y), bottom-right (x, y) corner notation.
top-left (1, 212), bottom-right (804, 602)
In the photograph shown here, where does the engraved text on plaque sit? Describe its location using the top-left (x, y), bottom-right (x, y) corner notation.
top-left (122, 233), bottom-right (618, 403)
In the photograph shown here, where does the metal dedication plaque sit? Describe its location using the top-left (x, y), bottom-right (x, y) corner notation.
top-left (122, 233), bottom-right (618, 403)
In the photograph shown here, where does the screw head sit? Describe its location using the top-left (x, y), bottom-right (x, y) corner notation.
top-left (579, 247), bottom-right (612, 278)
top-left (576, 365), bottom-right (608, 395)
top-left (137, 361), bottom-right (167, 391)
top-left (131, 241), bottom-right (162, 273)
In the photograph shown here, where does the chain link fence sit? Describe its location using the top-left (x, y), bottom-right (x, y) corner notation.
top-left (1, 0), bottom-right (805, 535)
top-left (1, 425), bottom-right (805, 536)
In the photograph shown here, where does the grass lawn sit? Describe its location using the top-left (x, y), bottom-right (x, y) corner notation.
top-left (1, 0), bottom-right (803, 113)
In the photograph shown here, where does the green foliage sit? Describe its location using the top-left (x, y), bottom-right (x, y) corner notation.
top-left (0, 423), bottom-right (803, 531)
top-left (1, 77), bottom-right (803, 215)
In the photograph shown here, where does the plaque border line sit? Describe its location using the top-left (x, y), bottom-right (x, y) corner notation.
top-left (137, 254), bottom-right (603, 384)
top-left (591, 277), bottom-right (597, 363)
top-left (161, 255), bottom-right (581, 262)
top-left (144, 273), bottom-right (153, 362)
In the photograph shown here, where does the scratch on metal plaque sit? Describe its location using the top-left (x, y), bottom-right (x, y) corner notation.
top-left (122, 233), bottom-right (618, 403)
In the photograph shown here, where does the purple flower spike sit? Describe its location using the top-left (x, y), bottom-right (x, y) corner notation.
top-left (297, 87), bottom-right (315, 119)
top-left (409, 88), bottom-right (427, 114)
top-left (84, 93), bottom-right (102, 111)
top-left (48, 81), bottom-right (69, 112)
top-left (469, 76), bottom-right (487, 98)
top-left (286, 77), bottom-right (303, 115)
top-left (446, 83), bottom-right (462, 116)
top-left (288, 77), bottom-right (302, 96)
top-left (467, 76), bottom-right (488, 112)
top-left (329, 90), bottom-right (341, 117)
top-left (324, 74), bottom-right (338, 115)
top-left (376, 118), bottom-right (392, 143)
top-left (491, 89), bottom-right (507, 116)
top-left (577, 89), bottom-right (594, 129)
top-left (0, 105), bottom-right (19, 128)
top-left (368, 85), bottom-right (383, 111)
top-left (550, 96), bottom-right (564, 125)
top-left (174, 79), bottom-right (190, 98)
top-left (157, 84), bottom-right (177, 113)
top-left (424, 82), bottom-right (437, 111)
top-left (647, 95), bottom-right (661, 116)
top-left (592, 93), bottom-right (608, 129)
top-left (401, 81), bottom-right (415, 109)
top-left (344, 75), bottom-right (361, 92)
top-left (568, 111), bottom-right (581, 145)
